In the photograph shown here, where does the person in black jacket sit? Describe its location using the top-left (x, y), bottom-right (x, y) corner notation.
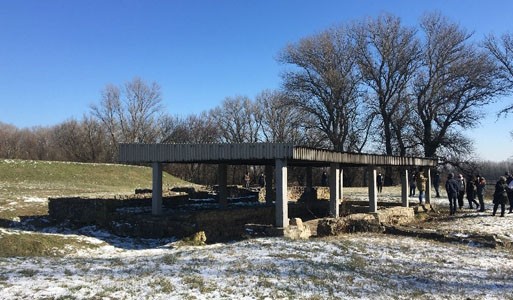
top-left (466, 175), bottom-right (479, 209)
top-left (456, 174), bottom-right (466, 209)
top-left (445, 173), bottom-right (459, 215)
top-left (433, 171), bottom-right (441, 198)
top-left (377, 173), bottom-right (384, 193)
top-left (493, 176), bottom-right (509, 217)
top-left (506, 172), bottom-right (513, 214)
top-left (476, 175), bottom-right (486, 212)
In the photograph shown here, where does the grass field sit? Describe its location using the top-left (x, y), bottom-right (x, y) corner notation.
top-left (0, 159), bottom-right (183, 220)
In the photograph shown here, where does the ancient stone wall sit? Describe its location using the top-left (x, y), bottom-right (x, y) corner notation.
top-left (48, 195), bottom-right (189, 226)
top-left (48, 193), bottom-right (273, 242)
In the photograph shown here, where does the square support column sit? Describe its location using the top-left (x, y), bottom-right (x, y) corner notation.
top-left (425, 168), bottom-right (432, 204)
top-left (339, 167), bottom-right (344, 203)
top-left (329, 163), bottom-right (340, 217)
top-left (265, 165), bottom-right (273, 205)
top-left (401, 169), bottom-right (409, 207)
top-left (368, 167), bottom-right (378, 213)
top-left (152, 162), bottom-right (163, 215)
top-left (306, 166), bottom-right (313, 203)
top-left (275, 159), bottom-right (288, 228)
top-left (218, 164), bottom-right (228, 207)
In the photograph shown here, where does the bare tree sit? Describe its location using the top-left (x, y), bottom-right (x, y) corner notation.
top-left (210, 96), bottom-right (260, 143)
top-left (90, 77), bottom-right (164, 161)
top-left (413, 12), bottom-right (505, 158)
top-left (352, 14), bottom-right (422, 157)
top-left (278, 25), bottom-right (368, 152)
top-left (0, 123), bottom-right (55, 160)
top-left (254, 90), bottom-right (307, 144)
top-left (52, 117), bottom-right (108, 162)
top-left (0, 122), bottom-right (19, 159)
top-left (160, 113), bottom-right (219, 144)
top-left (484, 32), bottom-right (513, 115)
top-left (52, 119), bottom-right (85, 161)
top-left (158, 113), bottom-right (219, 184)
top-left (81, 115), bottom-right (109, 162)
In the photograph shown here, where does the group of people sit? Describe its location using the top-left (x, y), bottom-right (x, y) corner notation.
top-left (245, 168), bottom-right (513, 218)
top-left (243, 172), bottom-right (267, 189)
top-left (445, 171), bottom-right (513, 217)
top-left (445, 173), bottom-right (485, 215)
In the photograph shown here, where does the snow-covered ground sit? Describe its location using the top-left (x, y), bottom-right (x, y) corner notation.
top-left (1, 195), bottom-right (513, 299)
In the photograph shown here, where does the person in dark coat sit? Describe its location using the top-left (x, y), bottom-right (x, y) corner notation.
top-left (433, 171), bottom-right (441, 198)
top-left (258, 173), bottom-right (266, 188)
top-left (476, 175), bottom-right (486, 212)
top-left (376, 173), bottom-right (384, 193)
top-left (466, 175), bottom-right (479, 209)
top-left (492, 176), bottom-right (509, 217)
top-left (321, 171), bottom-right (328, 187)
top-left (409, 174), bottom-right (416, 197)
top-left (456, 174), bottom-right (466, 209)
top-left (445, 173), bottom-right (459, 215)
top-left (506, 172), bottom-right (513, 214)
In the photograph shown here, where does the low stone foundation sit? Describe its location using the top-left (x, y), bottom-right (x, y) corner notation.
top-left (317, 206), bottom-right (416, 236)
top-left (47, 187), bottom-right (415, 242)
top-left (48, 192), bottom-right (274, 242)
top-left (109, 205), bottom-right (275, 242)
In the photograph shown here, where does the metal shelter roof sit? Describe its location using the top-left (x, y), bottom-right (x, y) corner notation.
top-left (119, 143), bottom-right (437, 168)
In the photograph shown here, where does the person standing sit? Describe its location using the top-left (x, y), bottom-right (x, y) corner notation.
top-left (492, 176), bottom-right (509, 217)
top-left (476, 175), bottom-right (486, 212)
top-left (456, 174), bottom-right (466, 209)
top-left (409, 173), bottom-right (416, 197)
top-left (446, 173), bottom-right (459, 215)
top-left (321, 171), bottom-right (328, 187)
top-left (433, 171), bottom-right (441, 198)
top-left (416, 171), bottom-right (427, 205)
top-left (258, 173), bottom-right (266, 188)
top-left (244, 172), bottom-right (251, 188)
top-left (506, 172), bottom-right (513, 214)
top-left (377, 173), bottom-right (384, 193)
top-left (466, 175), bottom-right (479, 209)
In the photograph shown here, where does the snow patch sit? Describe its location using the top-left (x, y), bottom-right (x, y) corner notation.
top-left (23, 196), bottom-right (48, 203)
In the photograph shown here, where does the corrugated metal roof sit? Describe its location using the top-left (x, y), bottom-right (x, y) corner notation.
top-left (118, 143), bottom-right (437, 167)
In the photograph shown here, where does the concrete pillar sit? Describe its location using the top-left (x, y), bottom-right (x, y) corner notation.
top-left (306, 166), bottom-right (313, 203)
top-left (368, 167), bottom-right (378, 213)
top-left (275, 159), bottom-right (288, 228)
top-left (339, 167), bottom-right (344, 203)
top-left (425, 168), bottom-right (432, 204)
top-left (265, 165), bottom-right (273, 205)
top-left (401, 169), bottom-right (409, 207)
top-left (218, 164), bottom-right (228, 207)
top-left (152, 162), bottom-right (163, 215)
top-left (329, 163), bottom-right (340, 217)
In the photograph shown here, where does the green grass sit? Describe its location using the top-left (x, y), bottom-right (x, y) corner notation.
top-left (0, 159), bottom-right (187, 220)
top-left (0, 231), bottom-right (102, 257)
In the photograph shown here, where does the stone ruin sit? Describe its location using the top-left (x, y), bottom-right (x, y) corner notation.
top-left (48, 185), bottom-right (420, 243)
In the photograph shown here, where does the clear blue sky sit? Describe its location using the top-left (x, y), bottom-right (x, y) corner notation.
top-left (1, 0), bottom-right (512, 161)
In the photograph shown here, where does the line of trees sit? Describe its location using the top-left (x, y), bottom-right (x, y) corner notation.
top-left (1, 12), bottom-right (512, 185)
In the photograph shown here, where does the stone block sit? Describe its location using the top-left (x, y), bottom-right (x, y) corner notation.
top-left (345, 213), bottom-right (383, 233)
top-left (317, 218), bottom-right (348, 236)
top-left (284, 218), bottom-right (312, 240)
top-left (376, 207), bottom-right (415, 226)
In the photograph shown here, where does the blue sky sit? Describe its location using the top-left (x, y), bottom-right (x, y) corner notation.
top-left (1, 0), bottom-right (512, 161)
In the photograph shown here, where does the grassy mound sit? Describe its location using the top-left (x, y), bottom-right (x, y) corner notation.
top-left (0, 230), bottom-right (101, 257)
top-left (0, 159), bottom-right (185, 219)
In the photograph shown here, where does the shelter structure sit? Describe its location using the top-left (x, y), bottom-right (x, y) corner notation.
top-left (119, 143), bottom-right (438, 228)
